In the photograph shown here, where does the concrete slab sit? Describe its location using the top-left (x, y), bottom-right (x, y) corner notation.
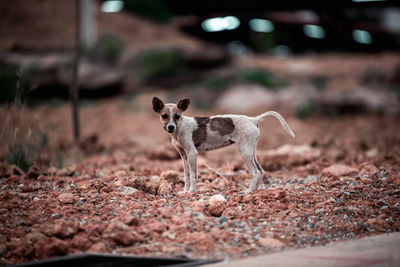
top-left (207, 232), bottom-right (400, 267)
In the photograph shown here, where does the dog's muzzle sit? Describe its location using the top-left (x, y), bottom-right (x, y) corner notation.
top-left (167, 125), bottom-right (175, 133)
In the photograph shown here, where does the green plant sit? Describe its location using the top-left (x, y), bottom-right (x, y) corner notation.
top-left (133, 48), bottom-right (185, 80)
top-left (5, 127), bottom-right (49, 172)
top-left (6, 144), bottom-right (33, 172)
top-left (206, 76), bottom-right (227, 92)
top-left (0, 64), bottom-right (37, 104)
top-left (234, 68), bottom-right (288, 89)
top-left (85, 34), bottom-right (124, 64)
top-left (0, 68), bottom-right (18, 104)
top-left (1, 66), bottom-right (62, 171)
top-left (311, 76), bottom-right (328, 91)
top-left (296, 99), bottom-right (315, 120)
top-left (362, 68), bottom-right (386, 84)
top-left (250, 32), bottom-right (276, 53)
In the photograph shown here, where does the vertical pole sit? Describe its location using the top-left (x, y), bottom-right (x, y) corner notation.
top-left (80, 0), bottom-right (97, 47)
top-left (71, 0), bottom-right (81, 142)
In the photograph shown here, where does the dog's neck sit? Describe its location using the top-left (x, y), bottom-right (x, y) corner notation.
top-left (169, 115), bottom-right (187, 139)
top-left (169, 115), bottom-right (195, 140)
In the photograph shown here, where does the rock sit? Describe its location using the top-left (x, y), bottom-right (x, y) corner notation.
top-left (322, 164), bottom-right (358, 177)
top-left (26, 232), bottom-right (45, 245)
top-left (148, 221), bottom-right (168, 233)
top-left (209, 194), bottom-right (227, 204)
top-left (190, 201), bottom-right (205, 213)
top-left (258, 237), bottom-right (284, 248)
top-left (71, 233), bottom-right (92, 250)
top-left (1, 53), bottom-right (124, 95)
top-left (88, 242), bottom-right (107, 253)
top-left (145, 176), bottom-right (161, 194)
top-left (274, 190), bottom-right (288, 202)
top-left (157, 181), bottom-right (173, 196)
top-left (34, 237), bottom-right (68, 259)
top-left (57, 193), bottom-right (75, 204)
top-left (9, 164), bottom-right (25, 176)
top-left (359, 162), bottom-right (378, 176)
top-left (121, 214), bottom-right (140, 226)
top-left (366, 148), bottom-right (378, 158)
top-left (52, 213), bottom-right (62, 219)
top-left (119, 186), bottom-right (137, 196)
top-left (108, 231), bottom-right (141, 246)
top-left (160, 170), bottom-right (180, 184)
top-left (259, 145), bottom-right (321, 171)
top-left (52, 221), bottom-right (78, 238)
top-left (47, 166), bottom-right (58, 175)
top-left (319, 88), bottom-right (399, 115)
top-left (207, 194), bottom-right (227, 217)
top-left (222, 207), bottom-right (243, 219)
top-left (84, 224), bottom-right (105, 239)
top-left (57, 167), bottom-right (75, 177)
top-left (128, 176), bottom-right (147, 191)
top-left (104, 219), bottom-right (129, 233)
top-left (26, 165), bottom-right (41, 179)
top-left (367, 218), bottom-right (385, 227)
top-left (103, 218), bottom-right (143, 246)
top-left (0, 243), bottom-right (6, 255)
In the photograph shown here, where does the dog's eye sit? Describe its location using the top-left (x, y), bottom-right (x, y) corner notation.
top-left (174, 114), bottom-right (181, 120)
top-left (161, 114), bottom-right (168, 119)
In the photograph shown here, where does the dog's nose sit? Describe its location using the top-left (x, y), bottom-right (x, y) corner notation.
top-left (167, 125), bottom-right (175, 133)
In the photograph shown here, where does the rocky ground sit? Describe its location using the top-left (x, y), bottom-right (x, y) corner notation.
top-left (0, 93), bottom-right (399, 265)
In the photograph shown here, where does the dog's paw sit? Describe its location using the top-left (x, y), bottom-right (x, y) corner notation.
top-left (188, 187), bottom-right (197, 193)
top-left (239, 191), bottom-right (248, 196)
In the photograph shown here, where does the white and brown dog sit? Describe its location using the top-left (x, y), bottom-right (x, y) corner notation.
top-left (152, 97), bottom-right (295, 193)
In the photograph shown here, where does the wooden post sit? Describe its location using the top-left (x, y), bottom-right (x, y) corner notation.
top-left (80, 0), bottom-right (97, 47)
top-left (71, 0), bottom-right (81, 142)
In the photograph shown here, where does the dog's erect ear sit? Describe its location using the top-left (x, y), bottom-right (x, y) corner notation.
top-left (177, 99), bottom-right (190, 112)
top-left (152, 97), bottom-right (164, 113)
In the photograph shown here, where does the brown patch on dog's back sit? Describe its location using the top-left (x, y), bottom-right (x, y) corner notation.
top-left (192, 117), bottom-right (210, 147)
top-left (210, 117), bottom-right (235, 135)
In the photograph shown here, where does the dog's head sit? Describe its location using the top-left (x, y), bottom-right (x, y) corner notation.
top-left (152, 97), bottom-right (190, 134)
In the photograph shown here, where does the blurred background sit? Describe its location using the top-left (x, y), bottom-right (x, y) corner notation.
top-left (0, 0), bottom-right (400, 168)
top-left (1, 2), bottom-right (400, 264)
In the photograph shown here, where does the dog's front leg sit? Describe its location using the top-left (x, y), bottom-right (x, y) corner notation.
top-left (187, 149), bottom-right (198, 192)
top-left (172, 140), bottom-right (190, 192)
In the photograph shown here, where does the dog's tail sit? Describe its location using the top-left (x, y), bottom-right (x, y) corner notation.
top-left (254, 111), bottom-right (295, 138)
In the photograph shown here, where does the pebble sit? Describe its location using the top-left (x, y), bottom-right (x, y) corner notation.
top-left (52, 213), bottom-right (62, 219)
top-left (57, 193), bottom-right (75, 204)
top-left (258, 237), bottom-right (284, 248)
top-left (218, 216), bottom-right (228, 224)
top-left (321, 164), bottom-right (358, 177)
top-left (207, 194), bottom-right (227, 217)
top-left (119, 186), bottom-right (137, 196)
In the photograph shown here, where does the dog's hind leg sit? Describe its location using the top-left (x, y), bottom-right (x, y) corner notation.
top-left (254, 156), bottom-right (264, 189)
top-left (187, 149), bottom-right (198, 192)
top-left (238, 128), bottom-right (264, 192)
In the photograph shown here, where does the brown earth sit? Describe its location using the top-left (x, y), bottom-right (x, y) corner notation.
top-left (0, 89), bottom-right (399, 265)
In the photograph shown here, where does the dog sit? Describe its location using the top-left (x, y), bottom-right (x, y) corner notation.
top-left (152, 97), bottom-right (295, 193)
